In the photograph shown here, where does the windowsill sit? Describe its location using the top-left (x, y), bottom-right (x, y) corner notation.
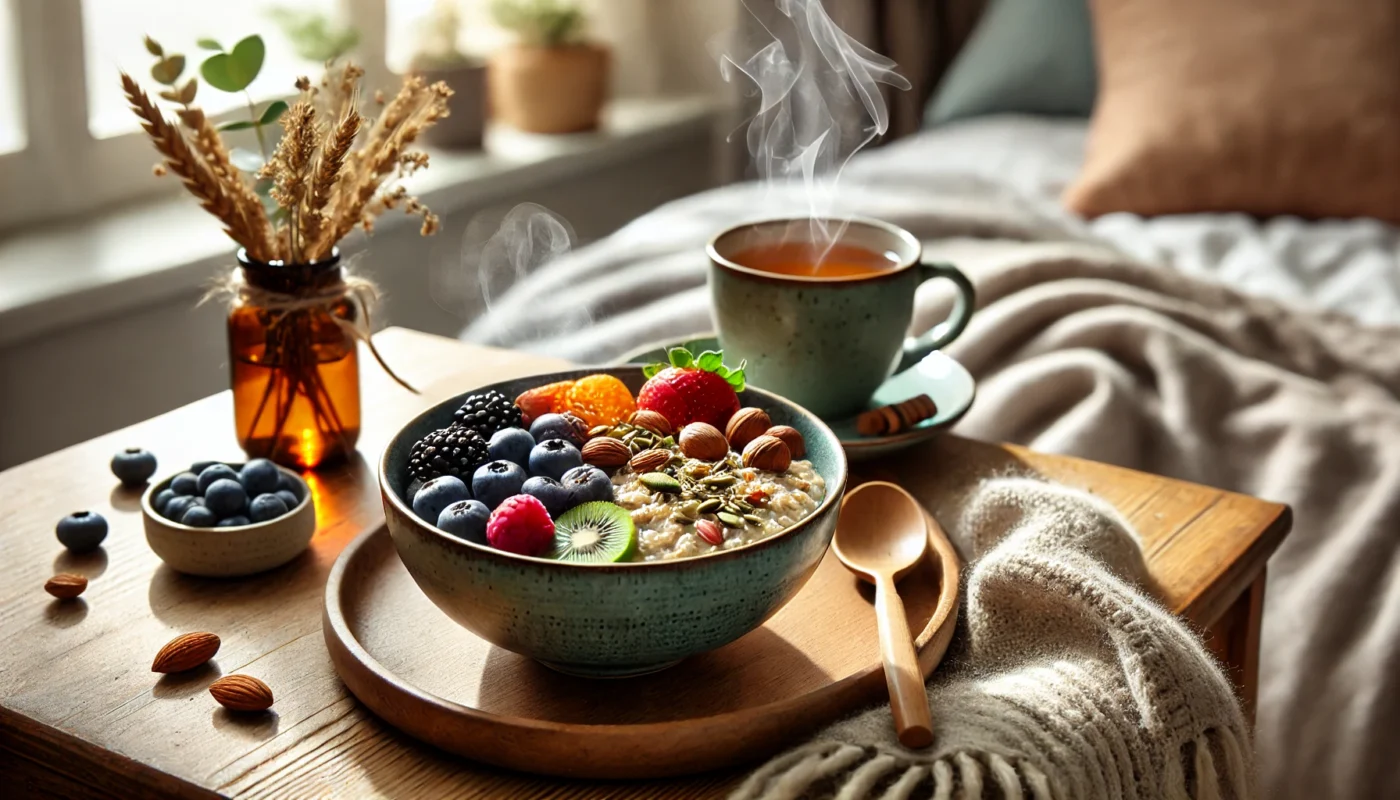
top-left (0, 95), bottom-right (721, 348)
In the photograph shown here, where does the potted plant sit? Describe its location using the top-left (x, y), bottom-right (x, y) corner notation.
top-left (488, 0), bottom-right (609, 133)
top-left (409, 0), bottom-right (487, 149)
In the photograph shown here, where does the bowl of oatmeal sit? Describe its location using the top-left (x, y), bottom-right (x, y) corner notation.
top-left (380, 360), bottom-right (847, 677)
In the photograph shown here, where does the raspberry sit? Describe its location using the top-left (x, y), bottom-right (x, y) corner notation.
top-left (486, 494), bottom-right (555, 557)
top-left (563, 374), bottom-right (637, 427)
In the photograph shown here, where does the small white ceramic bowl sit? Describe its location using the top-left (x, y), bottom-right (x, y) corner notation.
top-left (141, 463), bottom-right (316, 577)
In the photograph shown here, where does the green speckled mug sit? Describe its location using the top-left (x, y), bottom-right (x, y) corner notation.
top-left (708, 217), bottom-right (975, 419)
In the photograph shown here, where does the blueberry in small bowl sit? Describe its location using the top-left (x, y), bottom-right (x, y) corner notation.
top-left (142, 461), bottom-right (316, 577)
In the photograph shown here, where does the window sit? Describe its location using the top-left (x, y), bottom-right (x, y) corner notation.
top-left (0, 0), bottom-right (22, 155)
top-left (82, 0), bottom-right (337, 138)
top-left (0, 0), bottom-right (718, 232)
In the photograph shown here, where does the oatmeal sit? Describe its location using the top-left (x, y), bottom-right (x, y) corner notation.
top-left (611, 451), bottom-right (826, 561)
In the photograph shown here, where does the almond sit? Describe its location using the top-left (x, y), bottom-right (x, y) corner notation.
top-left (209, 674), bottom-right (274, 711)
top-left (679, 422), bottom-right (728, 461)
top-left (151, 632), bottom-right (221, 673)
top-left (581, 436), bottom-right (631, 467)
top-left (724, 407), bottom-right (771, 450)
top-left (628, 409), bottom-right (673, 436)
top-left (44, 573), bottom-right (88, 600)
top-left (765, 425), bottom-right (806, 459)
top-left (628, 448), bottom-right (671, 473)
top-left (743, 435), bottom-right (792, 473)
top-left (695, 519), bottom-right (725, 546)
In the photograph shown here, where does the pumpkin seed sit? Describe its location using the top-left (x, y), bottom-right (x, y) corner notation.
top-left (679, 500), bottom-right (701, 518)
top-left (701, 474), bottom-right (737, 488)
top-left (640, 472), bottom-right (682, 493)
top-left (718, 511), bottom-right (744, 528)
top-left (659, 436), bottom-right (675, 448)
top-left (697, 498), bottom-right (722, 514)
top-left (588, 425), bottom-right (611, 438)
top-left (743, 514), bottom-right (764, 526)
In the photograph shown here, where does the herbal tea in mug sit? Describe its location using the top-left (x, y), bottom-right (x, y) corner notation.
top-left (728, 241), bottom-right (902, 279)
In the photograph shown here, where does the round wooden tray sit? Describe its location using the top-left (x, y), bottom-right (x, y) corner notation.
top-left (323, 514), bottom-right (960, 780)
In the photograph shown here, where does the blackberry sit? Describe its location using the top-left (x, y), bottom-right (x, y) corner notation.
top-left (408, 425), bottom-right (489, 482)
top-left (453, 390), bottom-right (523, 439)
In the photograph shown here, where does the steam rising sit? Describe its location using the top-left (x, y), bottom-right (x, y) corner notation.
top-left (718, 0), bottom-right (910, 249)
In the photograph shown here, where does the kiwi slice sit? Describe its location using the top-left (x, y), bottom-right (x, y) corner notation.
top-left (550, 502), bottom-right (637, 564)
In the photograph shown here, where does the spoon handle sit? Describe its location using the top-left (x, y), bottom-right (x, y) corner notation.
top-left (875, 575), bottom-right (933, 748)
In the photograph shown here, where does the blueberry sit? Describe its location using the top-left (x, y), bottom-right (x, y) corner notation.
top-left (520, 476), bottom-right (570, 518)
top-left (197, 464), bottom-right (240, 495)
top-left (249, 493), bottom-right (291, 523)
top-left (471, 460), bottom-right (527, 510)
top-left (204, 478), bottom-right (248, 517)
top-left (528, 413), bottom-right (587, 447)
top-left (163, 495), bottom-right (199, 521)
top-left (275, 472), bottom-right (304, 501)
top-left (56, 511), bottom-right (108, 552)
top-left (181, 505), bottom-right (219, 528)
top-left (110, 448), bottom-right (158, 486)
top-left (170, 472), bottom-right (199, 496)
top-left (437, 499), bottom-right (491, 543)
top-left (561, 465), bottom-right (614, 508)
top-left (528, 439), bottom-right (582, 481)
top-left (274, 489), bottom-right (300, 509)
top-left (488, 427), bottom-right (536, 467)
top-left (239, 459), bottom-right (281, 496)
top-left (411, 476), bottom-right (472, 523)
top-left (154, 488), bottom-right (176, 515)
top-left (216, 515), bottom-right (251, 527)
top-left (190, 460), bottom-right (219, 474)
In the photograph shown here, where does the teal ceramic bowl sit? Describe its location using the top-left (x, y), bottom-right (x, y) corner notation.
top-left (379, 367), bottom-right (848, 678)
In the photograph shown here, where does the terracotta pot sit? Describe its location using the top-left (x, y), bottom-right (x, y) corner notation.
top-left (488, 43), bottom-right (610, 134)
top-left (411, 59), bottom-right (488, 149)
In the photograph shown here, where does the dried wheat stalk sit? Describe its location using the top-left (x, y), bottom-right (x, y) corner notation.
top-left (177, 106), bottom-right (274, 258)
top-left (122, 72), bottom-right (266, 257)
top-left (303, 108), bottom-right (362, 260)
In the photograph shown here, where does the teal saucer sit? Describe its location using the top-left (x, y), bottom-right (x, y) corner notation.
top-left (617, 334), bottom-right (976, 462)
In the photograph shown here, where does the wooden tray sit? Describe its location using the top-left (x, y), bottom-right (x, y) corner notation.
top-left (322, 516), bottom-right (960, 780)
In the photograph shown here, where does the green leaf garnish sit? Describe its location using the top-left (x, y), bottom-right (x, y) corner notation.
top-left (667, 347), bottom-right (694, 369)
top-left (151, 55), bottom-right (185, 86)
top-left (196, 38), bottom-right (223, 51)
top-left (201, 34), bottom-right (264, 92)
top-left (144, 36), bottom-right (164, 57)
top-left (259, 100), bottom-right (288, 125)
top-left (696, 350), bottom-right (723, 371)
top-left (217, 119), bottom-right (257, 131)
top-left (642, 346), bottom-right (745, 391)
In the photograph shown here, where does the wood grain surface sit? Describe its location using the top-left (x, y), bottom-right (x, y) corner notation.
top-left (0, 328), bottom-right (1290, 799)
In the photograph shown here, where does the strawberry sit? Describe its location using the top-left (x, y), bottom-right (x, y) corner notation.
top-left (637, 347), bottom-right (745, 430)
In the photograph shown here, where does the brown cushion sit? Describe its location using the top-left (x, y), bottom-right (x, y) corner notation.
top-left (1065, 0), bottom-right (1400, 225)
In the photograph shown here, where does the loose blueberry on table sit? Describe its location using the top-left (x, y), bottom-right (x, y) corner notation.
top-left (110, 448), bottom-right (158, 486)
top-left (56, 511), bottom-right (108, 552)
top-left (404, 350), bottom-right (824, 563)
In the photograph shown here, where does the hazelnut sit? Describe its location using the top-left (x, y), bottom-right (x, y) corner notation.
top-left (629, 409), bottom-right (673, 436)
top-left (724, 407), bottom-right (772, 451)
top-left (742, 435), bottom-right (792, 472)
top-left (581, 437), bottom-right (631, 467)
top-left (679, 422), bottom-right (728, 461)
top-left (764, 425), bottom-right (805, 459)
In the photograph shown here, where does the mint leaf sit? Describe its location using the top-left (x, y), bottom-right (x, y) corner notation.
top-left (667, 347), bottom-right (694, 369)
top-left (642, 363), bottom-right (664, 379)
top-left (696, 350), bottom-right (723, 371)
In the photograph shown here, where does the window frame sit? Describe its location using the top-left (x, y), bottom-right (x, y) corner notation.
top-left (0, 0), bottom-right (393, 232)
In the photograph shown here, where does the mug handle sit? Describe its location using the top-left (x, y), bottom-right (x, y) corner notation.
top-left (896, 260), bottom-right (976, 373)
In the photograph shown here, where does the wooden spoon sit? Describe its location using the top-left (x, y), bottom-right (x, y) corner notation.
top-left (832, 481), bottom-right (934, 748)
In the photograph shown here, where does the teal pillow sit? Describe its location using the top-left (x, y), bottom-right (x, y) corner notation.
top-left (925, 0), bottom-right (1097, 127)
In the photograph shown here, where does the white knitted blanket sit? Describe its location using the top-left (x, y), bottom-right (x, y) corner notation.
top-left (465, 178), bottom-right (1400, 799)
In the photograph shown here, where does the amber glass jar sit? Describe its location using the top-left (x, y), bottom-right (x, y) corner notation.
top-left (227, 249), bottom-right (361, 469)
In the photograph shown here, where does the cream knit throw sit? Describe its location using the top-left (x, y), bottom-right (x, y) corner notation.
top-left (731, 472), bottom-right (1249, 800)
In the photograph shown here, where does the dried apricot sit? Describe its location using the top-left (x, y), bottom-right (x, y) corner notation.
top-left (515, 380), bottom-right (574, 426)
top-left (563, 374), bottom-right (637, 427)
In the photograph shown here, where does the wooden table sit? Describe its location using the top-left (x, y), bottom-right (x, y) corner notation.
top-left (1, 328), bottom-right (1290, 799)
